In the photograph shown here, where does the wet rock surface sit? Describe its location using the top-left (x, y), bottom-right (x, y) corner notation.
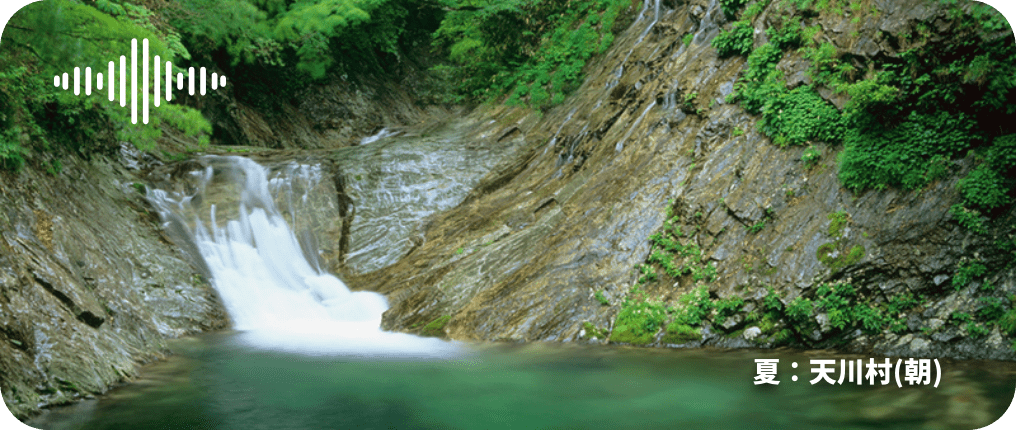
top-left (4, 0), bottom-right (1015, 421)
top-left (0, 152), bottom-right (228, 419)
top-left (354, 0), bottom-right (1016, 362)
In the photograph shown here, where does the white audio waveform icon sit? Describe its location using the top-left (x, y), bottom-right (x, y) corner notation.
top-left (51, 38), bottom-right (226, 125)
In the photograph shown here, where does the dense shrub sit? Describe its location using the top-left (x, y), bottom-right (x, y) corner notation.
top-left (838, 111), bottom-right (976, 191)
top-left (713, 20), bottom-right (755, 57)
top-left (0, 0), bottom-right (210, 170)
top-left (433, 0), bottom-right (629, 108)
top-left (759, 86), bottom-right (844, 147)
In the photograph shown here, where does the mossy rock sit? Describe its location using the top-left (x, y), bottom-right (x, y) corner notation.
top-left (610, 302), bottom-right (666, 345)
top-left (581, 322), bottom-right (608, 340)
top-left (816, 242), bottom-right (865, 271)
top-left (661, 323), bottom-right (701, 344)
top-left (420, 315), bottom-right (452, 337)
top-left (827, 211), bottom-right (850, 237)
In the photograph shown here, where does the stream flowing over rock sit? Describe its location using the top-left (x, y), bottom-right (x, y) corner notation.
top-left (3, 0), bottom-right (1015, 421)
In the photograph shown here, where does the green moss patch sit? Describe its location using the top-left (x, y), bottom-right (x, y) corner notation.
top-left (816, 242), bottom-right (864, 271)
top-left (420, 315), bottom-right (452, 337)
top-left (581, 322), bottom-right (608, 340)
top-left (661, 323), bottom-right (701, 344)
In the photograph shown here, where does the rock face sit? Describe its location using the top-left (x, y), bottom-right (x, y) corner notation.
top-left (358, 0), bottom-right (1016, 361)
top-left (4, 0), bottom-right (1013, 420)
top-left (194, 46), bottom-right (451, 150)
top-left (0, 147), bottom-right (228, 419)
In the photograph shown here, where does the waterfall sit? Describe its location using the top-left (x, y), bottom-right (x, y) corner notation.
top-left (146, 156), bottom-right (456, 357)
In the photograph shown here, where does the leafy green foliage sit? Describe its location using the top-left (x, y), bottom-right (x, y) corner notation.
top-left (0, 126), bottom-right (27, 171)
top-left (785, 296), bottom-right (814, 324)
top-left (976, 297), bottom-right (1007, 322)
top-left (0, 0), bottom-right (211, 171)
top-left (643, 205), bottom-right (717, 283)
top-left (725, 1), bottom-right (1015, 219)
top-left (960, 164), bottom-right (1011, 210)
top-left (434, 0), bottom-right (628, 108)
top-left (839, 111), bottom-right (975, 191)
top-left (720, 0), bottom-right (752, 18)
top-left (713, 296), bottom-right (745, 325)
top-left (999, 308), bottom-right (1016, 336)
top-left (812, 283), bottom-right (918, 335)
top-left (765, 19), bottom-right (801, 50)
top-left (834, 4), bottom-right (1016, 194)
top-left (801, 145), bottom-right (820, 169)
top-left (730, 43), bottom-right (785, 114)
top-left (802, 41), bottom-right (851, 88)
top-left (743, 0), bottom-right (770, 20)
top-left (691, 262), bottom-right (718, 283)
top-left (745, 220), bottom-right (766, 234)
top-left (759, 85), bottom-right (844, 147)
top-left (713, 20), bottom-right (754, 57)
top-left (594, 290), bottom-right (610, 306)
top-left (171, 0), bottom-right (418, 78)
top-left (581, 321), bottom-right (609, 339)
top-left (611, 286), bottom-right (668, 345)
top-left (671, 286), bottom-right (713, 326)
top-left (950, 204), bottom-right (988, 234)
top-left (953, 260), bottom-right (987, 290)
top-left (958, 134), bottom-right (1016, 211)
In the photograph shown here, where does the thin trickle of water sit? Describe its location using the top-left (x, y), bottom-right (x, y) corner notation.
top-left (607, 0), bottom-right (663, 89)
top-left (545, 108), bottom-right (578, 155)
top-left (359, 128), bottom-right (398, 145)
top-left (662, 90), bottom-right (678, 111)
top-left (147, 156), bottom-right (456, 357)
top-left (633, 0), bottom-right (651, 24)
top-left (615, 101), bottom-right (657, 152)
top-left (635, 0), bottom-right (662, 45)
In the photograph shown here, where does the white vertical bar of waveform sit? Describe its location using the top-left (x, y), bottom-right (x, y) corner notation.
top-left (85, 67), bottom-right (91, 95)
top-left (200, 67), bottom-right (206, 95)
top-left (131, 38), bottom-right (137, 124)
top-left (73, 67), bottom-right (80, 95)
top-left (62, 73), bottom-right (68, 90)
top-left (211, 72), bottom-right (218, 90)
top-left (220, 75), bottom-right (226, 88)
top-left (188, 67), bottom-right (195, 95)
top-left (53, 75), bottom-right (59, 87)
top-left (109, 61), bottom-right (115, 101)
top-left (166, 61), bottom-right (173, 101)
top-left (143, 39), bottom-right (149, 124)
top-left (120, 56), bottom-right (126, 107)
top-left (154, 55), bottom-right (161, 107)
top-left (177, 72), bottom-right (183, 91)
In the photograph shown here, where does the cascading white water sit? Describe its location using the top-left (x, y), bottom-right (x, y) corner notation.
top-left (147, 156), bottom-right (457, 357)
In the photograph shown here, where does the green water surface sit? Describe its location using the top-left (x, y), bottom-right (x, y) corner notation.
top-left (25, 333), bottom-right (1016, 430)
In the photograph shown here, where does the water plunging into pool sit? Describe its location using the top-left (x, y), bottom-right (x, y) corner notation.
top-left (146, 155), bottom-right (456, 357)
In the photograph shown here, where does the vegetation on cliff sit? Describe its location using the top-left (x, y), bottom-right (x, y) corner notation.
top-left (716, 0), bottom-right (1015, 226)
top-left (599, 0), bottom-right (1016, 350)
